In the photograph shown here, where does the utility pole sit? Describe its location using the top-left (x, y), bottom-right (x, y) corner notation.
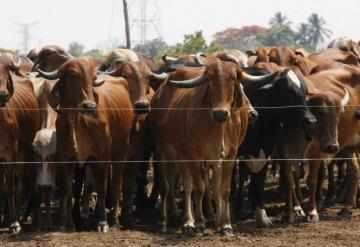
top-left (16, 22), bottom-right (38, 54)
top-left (122, 0), bottom-right (131, 48)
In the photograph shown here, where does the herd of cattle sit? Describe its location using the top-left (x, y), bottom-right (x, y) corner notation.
top-left (0, 36), bottom-right (360, 236)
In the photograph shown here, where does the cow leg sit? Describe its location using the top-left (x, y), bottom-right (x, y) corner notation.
top-left (73, 165), bottom-right (84, 230)
top-left (81, 165), bottom-right (94, 229)
top-left (148, 164), bottom-right (159, 208)
top-left (234, 162), bottom-right (249, 221)
top-left (202, 164), bottom-right (216, 228)
top-left (219, 162), bottom-right (234, 236)
top-left (294, 165), bottom-right (304, 205)
top-left (316, 162), bottom-right (326, 209)
top-left (93, 162), bottom-right (110, 233)
top-left (252, 164), bottom-right (272, 227)
top-left (326, 161), bottom-right (337, 204)
top-left (193, 163), bottom-right (206, 232)
top-left (157, 162), bottom-right (169, 234)
top-left (122, 162), bottom-right (139, 228)
top-left (167, 165), bottom-right (180, 226)
top-left (211, 162), bottom-right (222, 231)
top-left (338, 152), bottom-right (360, 217)
top-left (4, 164), bottom-right (21, 234)
top-left (57, 163), bottom-right (75, 232)
top-left (110, 162), bottom-right (125, 228)
top-left (306, 149), bottom-right (321, 222)
top-left (280, 162), bottom-right (295, 224)
top-left (181, 163), bottom-right (195, 233)
top-left (32, 191), bottom-right (41, 232)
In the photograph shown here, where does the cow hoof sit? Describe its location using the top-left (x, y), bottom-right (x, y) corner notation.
top-left (194, 225), bottom-right (206, 235)
top-left (337, 207), bottom-right (352, 217)
top-left (96, 221), bottom-right (109, 233)
top-left (182, 225), bottom-right (195, 236)
top-left (294, 207), bottom-right (306, 218)
top-left (256, 208), bottom-right (273, 228)
top-left (221, 227), bottom-right (233, 237)
top-left (307, 214), bottom-right (319, 223)
top-left (282, 214), bottom-right (294, 224)
top-left (9, 222), bottom-right (21, 235)
top-left (157, 224), bottom-right (167, 234)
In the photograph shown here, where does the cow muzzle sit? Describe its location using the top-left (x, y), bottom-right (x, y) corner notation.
top-left (134, 101), bottom-right (150, 115)
top-left (212, 109), bottom-right (230, 123)
top-left (81, 102), bottom-right (98, 115)
top-left (0, 91), bottom-right (10, 106)
top-left (323, 144), bottom-right (340, 154)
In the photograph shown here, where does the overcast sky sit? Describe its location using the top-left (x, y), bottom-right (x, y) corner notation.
top-left (1, 0), bottom-right (359, 53)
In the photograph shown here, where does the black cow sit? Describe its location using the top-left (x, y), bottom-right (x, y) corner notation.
top-left (232, 66), bottom-right (316, 227)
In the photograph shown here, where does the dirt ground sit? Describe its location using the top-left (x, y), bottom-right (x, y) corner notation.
top-left (0, 204), bottom-right (359, 247)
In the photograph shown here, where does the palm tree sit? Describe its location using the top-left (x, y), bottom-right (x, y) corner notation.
top-left (297, 23), bottom-right (310, 45)
top-left (269, 12), bottom-right (292, 26)
top-left (307, 13), bottom-right (332, 49)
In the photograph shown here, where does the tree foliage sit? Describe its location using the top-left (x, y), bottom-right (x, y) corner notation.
top-left (68, 41), bottom-right (85, 57)
top-left (133, 38), bottom-right (168, 57)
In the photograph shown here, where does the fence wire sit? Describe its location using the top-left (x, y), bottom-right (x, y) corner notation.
top-left (0, 157), bottom-right (359, 165)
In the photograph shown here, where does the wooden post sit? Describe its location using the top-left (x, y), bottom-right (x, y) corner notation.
top-left (123, 0), bottom-right (131, 49)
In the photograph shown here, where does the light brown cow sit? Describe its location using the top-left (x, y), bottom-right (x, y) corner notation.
top-left (0, 55), bottom-right (40, 234)
top-left (37, 58), bottom-right (134, 232)
top-left (149, 61), bottom-right (266, 235)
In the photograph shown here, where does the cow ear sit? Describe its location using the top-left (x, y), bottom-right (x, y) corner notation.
top-left (48, 80), bottom-right (62, 113)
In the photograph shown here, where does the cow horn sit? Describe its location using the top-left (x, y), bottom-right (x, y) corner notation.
top-left (240, 71), bottom-right (278, 84)
top-left (195, 52), bottom-right (207, 65)
top-left (112, 58), bottom-right (127, 65)
top-left (93, 79), bottom-right (105, 87)
top-left (11, 56), bottom-right (22, 71)
top-left (150, 72), bottom-right (168, 81)
top-left (58, 53), bottom-right (72, 60)
top-left (222, 54), bottom-right (239, 65)
top-left (37, 69), bottom-right (61, 80)
top-left (341, 88), bottom-right (350, 106)
top-left (168, 74), bottom-right (206, 88)
top-left (162, 55), bottom-right (177, 63)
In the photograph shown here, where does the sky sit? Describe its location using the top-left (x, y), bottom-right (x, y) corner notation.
top-left (1, 0), bottom-right (359, 53)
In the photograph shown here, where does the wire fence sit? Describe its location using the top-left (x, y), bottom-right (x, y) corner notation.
top-left (1, 157), bottom-right (358, 164)
top-left (0, 105), bottom-right (358, 111)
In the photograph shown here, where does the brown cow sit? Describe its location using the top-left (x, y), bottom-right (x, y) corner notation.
top-left (29, 45), bottom-right (73, 72)
top-left (0, 55), bottom-right (40, 234)
top-left (37, 58), bottom-right (134, 232)
top-left (149, 61), bottom-right (271, 235)
top-left (305, 64), bottom-right (360, 221)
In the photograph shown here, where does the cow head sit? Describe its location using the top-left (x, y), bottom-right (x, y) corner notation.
top-left (243, 67), bottom-right (316, 140)
top-left (37, 58), bottom-right (104, 115)
top-left (0, 55), bottom-right (24, 106)
top-left (32, 129), bottom-right (57, 193)
top-left (101, 61), bottom-right (167, 114)
top-left (168, 61), bottom-right (271, 123)
top-left (31, 45), bottom-right (72, 72)
top-left (307, 89), bottom-right (349, 154)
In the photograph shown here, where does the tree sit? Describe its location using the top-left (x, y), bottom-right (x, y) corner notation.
top-left (269, 12), bottom-right (291, 26)
top-left (83, 49), bottom-right (103, 59)
top-left (307, 13), bottom-right (332, 49)
top-left (68, 41), bottom-right (84, 57)
top-left (258, 25), bottom-right (297, 47)
top-left (165, 31), bottom-right (222, 57)
top-left (133, 38), bottom-right (168, 57)
top-left (213, 25), bottom-right (266, 51)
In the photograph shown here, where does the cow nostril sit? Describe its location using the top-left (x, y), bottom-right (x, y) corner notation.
top-left (212, 110), bottom-right (229, 123)
top-left (326, 144), bottom-right (339, 154)
top-left (134, 101), bottom-right (150, 114)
